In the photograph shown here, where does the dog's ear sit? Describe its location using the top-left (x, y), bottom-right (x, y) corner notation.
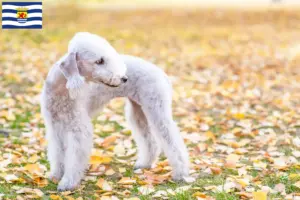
top-left (59, 52), bottom-right (85, 99)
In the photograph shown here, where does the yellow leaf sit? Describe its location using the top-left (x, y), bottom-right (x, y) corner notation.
top-left (24, 163), bottom-right (44, 174)
top-left (122, 129), bottom-right (131, 135)
top-left (50, 195), bottom-right (63, 200)
top-left (205, 131), bottom-right (216, 142)
top-left (289, 174), bottom-right (300, 179)
top-left (1, 110), bottom-right (16, 121)
top-left (253, 191), bottom-right (267, 200)
top-left (28, 154), bottom-right (39, 163)
top-left (192, 192), bottom-right (206, 198)
top-left (89, 155), bottom-right (112, 164)
top-left (236, 178), bottom-right (249, 188)
top-left (233, 113), bottom-right (245, 120)
top-left (33, 177), bottom-right (48, 187)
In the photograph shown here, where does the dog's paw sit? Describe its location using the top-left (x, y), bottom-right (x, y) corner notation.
top-left (172, 174), bottom-right (195, 183)
top-left (49, 171), bottom-right (63, 183)
top-left (133, 161), bottom-right (152, 170)
top-left (172, 174), bottom-right (185, 182)
top-left (57, 177), bottom-right (79, 192)
top-left (172, 169), bottom-right (191, 182)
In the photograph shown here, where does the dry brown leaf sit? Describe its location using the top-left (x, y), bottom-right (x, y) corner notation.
top-left (210, 167), bottom-right (222, 174)
top-left (192, 191), bottom-right (207, 198)
top-left (101, 135), bottom-right (117, 148)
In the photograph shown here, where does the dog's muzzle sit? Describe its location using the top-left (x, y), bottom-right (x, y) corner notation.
top-left (94, 76), bottom-right (128, 87)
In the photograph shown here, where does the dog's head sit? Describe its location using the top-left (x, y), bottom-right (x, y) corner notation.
top-left (59, 32), bottom-right (127, 98)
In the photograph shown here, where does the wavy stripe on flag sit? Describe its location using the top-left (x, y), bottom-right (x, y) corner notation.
top-left (3, 9), bottom-right (42, 14)
top-left (2, 17), bottom-right (42, 22)
top-left (2, 2), bottom-right (41, 6)
top-left (2, 21), bottom-right (42, 26)
top-left (2, 25), bottom-right (42, 29)
top-left (2, 13), bottom-right (42, 18)
top-left (2, 5), bottom-right (42, 10)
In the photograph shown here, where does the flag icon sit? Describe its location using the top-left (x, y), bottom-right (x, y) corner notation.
top-left (2, 2), bottom-right (42, 29)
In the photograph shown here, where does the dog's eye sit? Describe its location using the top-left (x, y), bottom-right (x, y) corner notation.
top-left (95, 58), bottom-right (105, 65)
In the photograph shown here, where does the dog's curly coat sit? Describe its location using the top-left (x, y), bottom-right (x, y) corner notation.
top-left (41, 32), bottom-right (190, 191)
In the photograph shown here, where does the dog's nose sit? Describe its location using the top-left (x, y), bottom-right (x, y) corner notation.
top-left (121, 76), bottom-right (128, 83)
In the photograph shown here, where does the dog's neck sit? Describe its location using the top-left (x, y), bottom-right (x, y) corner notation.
top-left (45, 64), bottom-right (69, 96)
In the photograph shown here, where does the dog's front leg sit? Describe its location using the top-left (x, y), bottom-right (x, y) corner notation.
top-left (57, 117), bottom-right (93, 191)
top-left (47, 123), bottom-right (65, 182)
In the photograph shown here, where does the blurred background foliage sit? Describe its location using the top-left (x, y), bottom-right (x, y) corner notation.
top-left (0, 0), bottom-right (300, 199)
top-left (1, 0), bottom-right (300, 134)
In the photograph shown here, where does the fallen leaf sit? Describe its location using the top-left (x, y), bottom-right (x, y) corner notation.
top-left (16, 188), bottom-right (44, 197)
top-left (101, 135), bottom-right (117, 148)
top-left (253, 191), bottom-right (267, 200)
top-left (138, 186), bottom-right (155, 195)
top-left (3, 174), bottom-right (19, 182)
top-left (50, 195), bottom-right (63, 200)
top-left (89, 155), bottom-right (112, 164)
top-left (27, 154), bottom-right (39, 163)
top-left (24, 163), bottom-right (45, 175)
top-left (117, 177), bottom-right (136, 185)
top-left (225, 154), bottom-right (240, 168)
top-left (105, 168), bottom-right (115, 176)
top-left (294, 181), bottom-right (300, 188)
top-left (210, 167), bottom-right (222, 174)
top-left (96, 178), bottom-right (113, 191)
top-left (274, 183), bottom-right (286, 195)
top-left (192, 191), bottom-right (207, 198)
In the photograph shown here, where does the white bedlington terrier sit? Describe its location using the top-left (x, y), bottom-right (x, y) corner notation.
top-left (41, 32), bottom-right (191, 191)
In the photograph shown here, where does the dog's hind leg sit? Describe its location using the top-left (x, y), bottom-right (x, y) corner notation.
top-left (142, 101), bottom-right (190, 181)
top-left (57, 112), bottom-right (93, 191)
top-left (125, 99), bottom-right (161, 169)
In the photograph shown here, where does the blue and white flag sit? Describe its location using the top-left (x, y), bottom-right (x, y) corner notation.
top-left (2, 2), bottom-right (42, 29)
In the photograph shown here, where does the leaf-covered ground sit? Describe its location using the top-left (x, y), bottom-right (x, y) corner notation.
top-left (0, 5), bottom-right (300, 200)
